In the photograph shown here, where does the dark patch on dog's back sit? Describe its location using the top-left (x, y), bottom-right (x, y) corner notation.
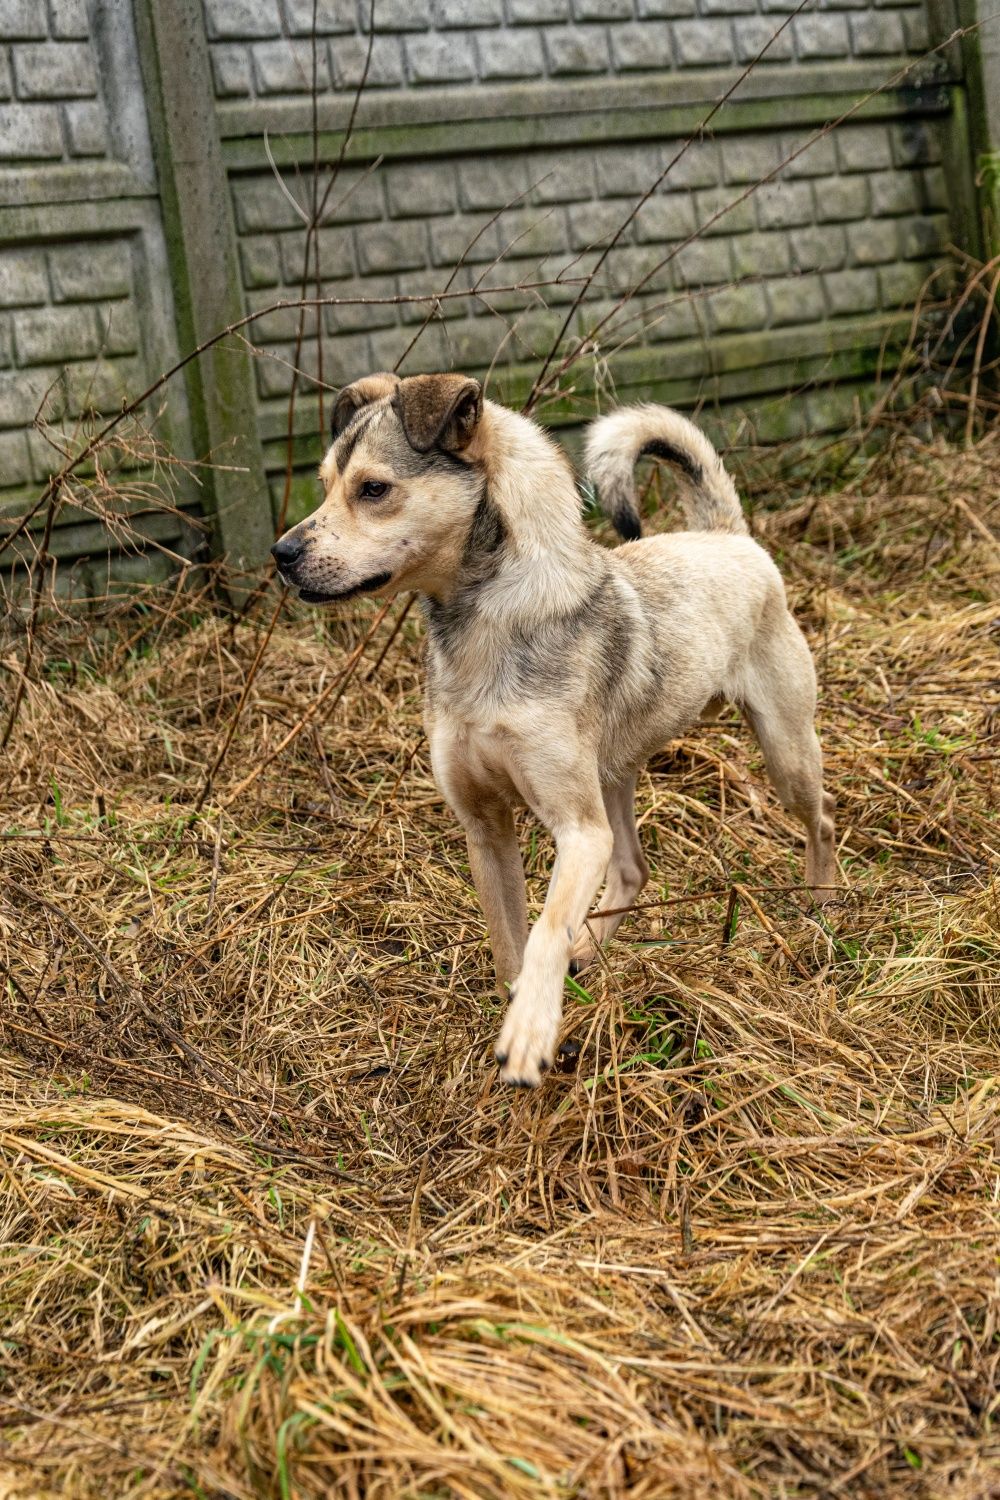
top-left (597, 597), bottom-right (635, 703)
top-left (425, 499), bottom-right (620, 705)
top-left (506, 574), bottom-right (617, 700)
top-left (586, 574), bottom-right (669, 755)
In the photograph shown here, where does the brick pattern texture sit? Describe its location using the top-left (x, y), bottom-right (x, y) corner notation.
top-left (208, 0), bottom-right (949, 457)
top-left (0, 0), bottom-right (955, 522)
top-left (0, 8), bottom-right (141, 508)
top-left (0, 1), bottom-right (110, 162)
top-left (0, 237), bottom-right (142, 487)
top-left (204, 0), bottom-right (931, 96)
top-left (231, 118), bottom-right (948, 412)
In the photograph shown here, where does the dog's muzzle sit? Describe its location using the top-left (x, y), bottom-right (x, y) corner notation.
top-left (271, 532), bottom-right (304, 587)
top-left (297, 571), bottom-right (393, 605)
top-left (270, 533), bottom-right (393, 602)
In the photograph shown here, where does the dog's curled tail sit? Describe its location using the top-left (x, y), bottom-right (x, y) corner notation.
top-left (584, 404), bottom-right (748, 540)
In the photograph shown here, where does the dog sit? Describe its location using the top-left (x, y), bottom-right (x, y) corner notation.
top-left (271, 372), bottom-right (837, 1086)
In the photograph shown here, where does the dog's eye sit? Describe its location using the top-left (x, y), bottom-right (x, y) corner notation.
top-left (359, 479), bottom-right (390, 501)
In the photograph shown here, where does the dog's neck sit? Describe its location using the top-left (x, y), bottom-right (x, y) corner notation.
top-left (424, 401), bottom-right (601, 639)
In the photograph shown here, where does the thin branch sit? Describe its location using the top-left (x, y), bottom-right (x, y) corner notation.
top-left (1, 484), bottom-right (59, 750)
top-left (523, 0), bottom-right (812, 413)
top-left (966, 258), bottom-right (1000, 446)
top-left (276, 0), bottom-right (378, 534)
top-left (527, 26), bottom-right (986, 414)
top-left (0, 277), bottom-right (588, 566)
top-left (194, 587), bottom-right (289, 812)
top-left (217, 595), bottom-right (395, 809)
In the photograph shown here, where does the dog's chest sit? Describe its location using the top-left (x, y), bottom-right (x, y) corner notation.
top-left (425, 627), bottom-right (519, 718)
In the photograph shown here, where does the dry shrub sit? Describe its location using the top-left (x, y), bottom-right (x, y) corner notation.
top-left (1, 432), bottom-right (999, 1499)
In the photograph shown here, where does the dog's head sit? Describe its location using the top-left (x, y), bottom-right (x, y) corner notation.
top-left (270, 371), bottom-right (486, 604)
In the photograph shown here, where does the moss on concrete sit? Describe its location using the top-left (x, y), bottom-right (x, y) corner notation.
top-left (223, 87), bottom-right (950, 172)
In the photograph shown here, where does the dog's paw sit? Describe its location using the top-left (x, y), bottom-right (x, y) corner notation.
top-left (495, 993), bottom-right (560, 1088)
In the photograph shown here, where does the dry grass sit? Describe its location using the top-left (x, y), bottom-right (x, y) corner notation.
top-left (1, 430), bottom-right (999, 1499)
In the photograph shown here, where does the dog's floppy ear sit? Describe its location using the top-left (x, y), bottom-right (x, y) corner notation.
top-left (396, 374), bottom-right (483, 454)
top-left (331, 372), bottom-right (400, 440)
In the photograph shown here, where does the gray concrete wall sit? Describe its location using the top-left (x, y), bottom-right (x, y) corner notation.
top-left (207, 0), bottom-right (964, 520)
top-left (0, 0), bottom-right (198, 595)
top-left (202, 0), bottom-right (933, 95)
top-left (1, 0), bottom-right (109, 163)
top-left (232, 114), bottom-right (951, 517)
top-left (0, 0), bottom-right (993, 580)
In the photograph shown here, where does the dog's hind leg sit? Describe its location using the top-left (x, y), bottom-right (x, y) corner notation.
top-left (740, 616), bottom-right (838, 903)
top-left (569, 772), bottom-right (649, 974)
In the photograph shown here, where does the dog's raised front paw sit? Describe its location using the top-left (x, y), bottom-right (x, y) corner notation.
top-left (495, 992), bottom-right (560, 1087)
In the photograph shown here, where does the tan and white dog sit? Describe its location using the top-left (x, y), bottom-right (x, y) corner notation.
top-left (271, 372), bottom-right (837, 1086)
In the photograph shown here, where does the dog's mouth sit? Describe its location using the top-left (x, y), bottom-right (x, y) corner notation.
top-left (293, 571), bottom-right (393, 605)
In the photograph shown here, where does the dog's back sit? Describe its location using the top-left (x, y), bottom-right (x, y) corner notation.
top-left (582, 402), bottom-right (811, 774)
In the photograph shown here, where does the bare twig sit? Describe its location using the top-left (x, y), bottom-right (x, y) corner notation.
top-left (527, 28), bottom-right (985, 413)
top-left (523, 0), bottom-right (812, 413)
top-left (218, 595), bottom-right (394, 808)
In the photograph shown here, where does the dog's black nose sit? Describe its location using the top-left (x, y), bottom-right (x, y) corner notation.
top-left (271, 534), bottom-right (304, 568)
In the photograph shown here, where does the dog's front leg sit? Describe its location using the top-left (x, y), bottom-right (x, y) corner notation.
top-left (463, 803), bottom-right (529, 990)
top-left (428, 724), bottom-right (530, 990)
top-left (496, 802), bottom-right (613, 1087)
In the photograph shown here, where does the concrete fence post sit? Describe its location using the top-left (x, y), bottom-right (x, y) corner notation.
top-left (974, 2), bottom-right (1000, 255)
top-left (956, 0), bottom-right (1000, 257)
top-left (132, 0), bottom-right (274, 582)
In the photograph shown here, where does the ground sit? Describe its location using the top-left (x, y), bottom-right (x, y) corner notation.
top-left (1, 434), bottom-right (999, 1499)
